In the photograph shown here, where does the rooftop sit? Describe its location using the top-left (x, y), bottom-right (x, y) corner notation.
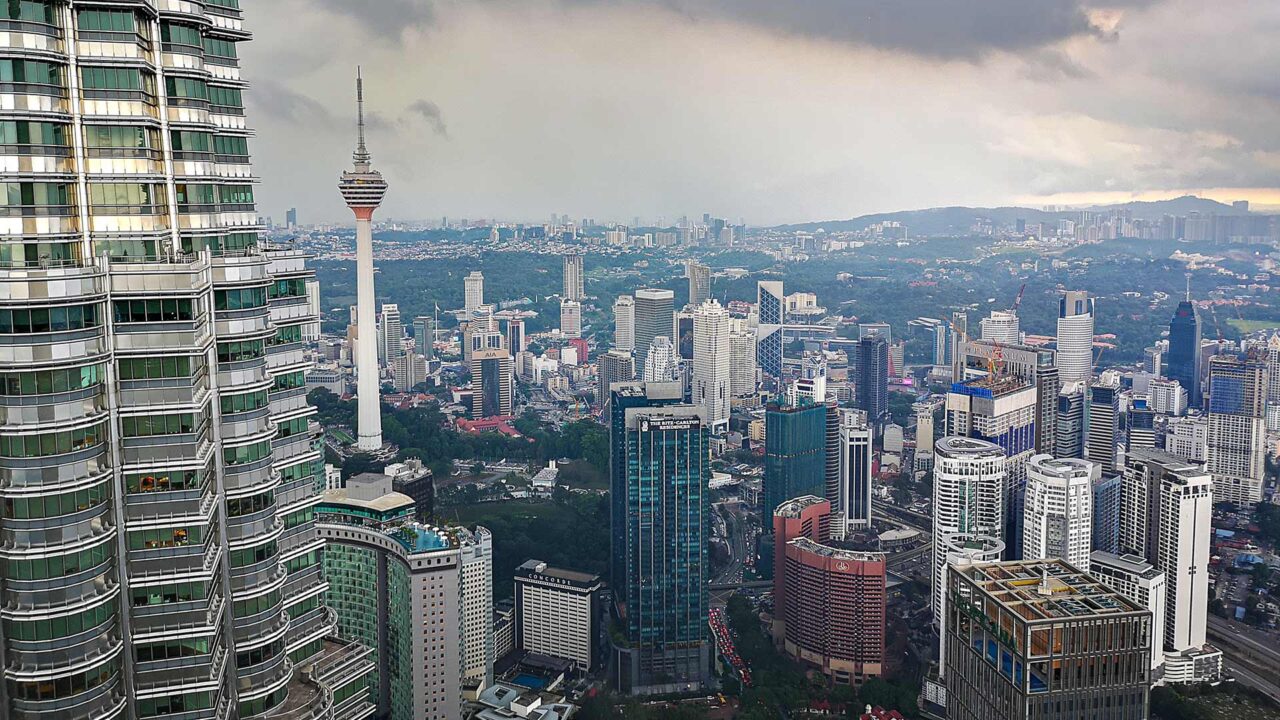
top-left (319, 487), bottom-right (415, 515)
top-left (790, 536), bottom-right (885, 563)
top-left (957, 559), bottom-right (1145, 623)
top-left (389, 523), bottom-right (455, 554)
top-left (1090, 551), bottom-right (1164, 581)
top-left (953, 374), bottom-right (1034, 397)
top-left (515, 559), bottom-right (602, 587)
top-left (774, 495), bottom-right (828, 519)
top-left (935, 436), bottom-right (1005, 458)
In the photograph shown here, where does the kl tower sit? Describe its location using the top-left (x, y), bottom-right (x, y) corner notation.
top-left (339, 70), bottom-right (389, 452)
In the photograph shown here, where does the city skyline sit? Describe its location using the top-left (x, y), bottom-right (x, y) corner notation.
top-left (243, 1), bottom-right (1280, 225)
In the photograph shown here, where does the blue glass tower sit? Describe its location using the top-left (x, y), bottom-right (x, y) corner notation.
top-left (609, 382), bottom-right (711, 694)
top-left (757, 281), bottom-right (784, 378)
top-left (1168, 299), bottom-right (1203, 408)
top-left (764, 399), bottom-right (828, 526)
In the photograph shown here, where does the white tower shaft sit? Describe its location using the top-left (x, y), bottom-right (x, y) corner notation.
top-left (356, 215), bottom-right (382, 450)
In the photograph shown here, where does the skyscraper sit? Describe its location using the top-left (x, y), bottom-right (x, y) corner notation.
top-left (341, 72), bottom-right (390, 451)
top-left (415, 315), bottom-right (437, 362)
top-left (1087, 376), bottom-right (1120, 473)
top-left (1056, 290), bottom-right (1095, 384)
top-left (1056, 381), bottom-right (1087, 459)
top-left (609, 383), bottom-right (711, 694)
top-left (643, 336), bottom-right (679, 382)
top-left (613, 295), bottom-right (635, 352)
top-left (764, 398), bottom-right (828, 526)
top-left (686, 260), bottom-right (711, 307)
top-left (1022, 455), bottom-right (1096, 572)
top-left (729, 328), bottom-right (757, 398)
top-left (0, 5), bottom-right (374, 718)
top-left (979, 309), bottom-right (1020, 345)
top-left (839, 409), bottom-right (874, 535)
top-left (563, 253), bottom-right (584, 301)
top-left (633, 288), bottom-right (674, 372)
top-left (1205, 353), bottom-right (1268, 506)
top-left (856, 335), bottom-right (889, 430)
top-left (597, 349), bottom-right (636, 409)
top-left (504, 317), bottom-right (526, 354)
top-left (691, 299), bottom-right (730, 433)
top-left (1167, 298), bottom-right (1203, 407)
top-left (381, 302), bottom-right (403, 363)
top-left (771, 496), bottom-right (832, 641)
top-left (1120, 450), bottom-right (1215, 676)
top-left (560, 298), bottom-right (582, 338)
top-left (464, 270), bottom-right (485, 315)
top-left (471, 348), bottom-right (514, 418)
top-left (757, 280), bottom-right (784, 379)
top-left (931, 438), bottom-right (1007, 624)
top-left (955, 339), bottom-right (1059, 455)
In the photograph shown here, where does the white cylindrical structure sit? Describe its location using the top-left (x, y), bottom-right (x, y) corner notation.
top-left (1023, 455), bottom-right (1097, 572)
top-left (932, 437), bottom-right (1007, 625)
top-left (1056, 291), bottom-right (1095, 384)
top-left (355, 216), bottom-right (382, 450)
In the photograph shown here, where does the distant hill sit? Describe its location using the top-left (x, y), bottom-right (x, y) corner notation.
top-left (777, 195), bottom-right (1246, 235)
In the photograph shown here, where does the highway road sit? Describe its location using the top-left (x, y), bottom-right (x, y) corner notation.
top-left (1206, 616), bottom-right (1280, 703)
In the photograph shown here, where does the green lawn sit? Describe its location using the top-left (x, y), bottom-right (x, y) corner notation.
top-left (330, 428), bottom-right (355, 445)
top-left (1229, 319), bottom-right (1280, 334)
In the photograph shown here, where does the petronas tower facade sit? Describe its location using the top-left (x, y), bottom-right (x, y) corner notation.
top-left (0, 2), bottom-right (372, 719)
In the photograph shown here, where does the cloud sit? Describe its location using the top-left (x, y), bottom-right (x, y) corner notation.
top-left (406, 100), bottom-right (450, 138)
top-left (248, 81), bottom-right (335, 127)
top-left (311, 0), bottom-right (434, 37)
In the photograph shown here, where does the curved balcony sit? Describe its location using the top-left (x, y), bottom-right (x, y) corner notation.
top-left (0, 261), bottom-right (107, 303)
top-left (157, 0), bottom-right (216, 24)
top-left (79, 96), bottom-right (160, 121)
top-left (7, 676), bottom-right (126, 720)
top-left (5, 623), bottom-right (123, 678)
top-left (236, 655), bottom-right (292, 709)
top-left (0, 85), bottom-right (70, 114)
top-left (83, 146), bottom-right (165, 176)
top-left (0, 205), bottom-right (80, 238)
top-left (0, 388), bottom-right (105, 426)
top-left (74, 38), bottom-right (154, 64)
top-left (161, 44), bottom-right (205, 73)
top-left (0, 500), bottom-right (115, 553)
top-left (214, 312), bottom-right (271, 342)
top-left (174, 155), bottom-right (218, 179)
top-left (167, 100), bottom-right (211, 126)
top-left (87, 204), bottom-right (170, 234)
top-left (117, 372), bottom-right (211, 411)
top-left (0, 17), bottom-right (65, 55)
top-left (0, 325), bottom-right (107, 366)
top-left (112, 323), bottom-right (208, 355)
top-left (0, 144), bottom-right (75, 175)
top-left (119, 427), bottom-right (212, 468)
top-left (106, 254), bottom-right (210, 292)
top-left (226, 509), bottom-right (281, 547)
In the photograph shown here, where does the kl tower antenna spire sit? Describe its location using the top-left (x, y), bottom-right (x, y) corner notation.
top-left (339, 69), bottom-right (390, 452)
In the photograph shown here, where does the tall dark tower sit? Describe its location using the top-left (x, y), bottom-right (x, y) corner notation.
top-left (1168, 294), bottom-right (1203, 408)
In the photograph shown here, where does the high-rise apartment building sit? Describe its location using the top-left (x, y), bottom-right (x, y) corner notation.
top-left (380, 302), bottom-right (403, 363)
top-left (471, 348), bottom-right (514, 418)
top-left (1149, 378), bottom-right (1188, 415)
top-left (1205, 353), bottom-right (1268, 505)
top-left (562, 253), bottom-right (584, 301)
top-left (633, 288), bottom-right (674, 373)
top-left (1090, 551), bottom-right (1168, 671)
top-left (513, 561), bottom-right (604, 672)
top-left (1022, 455), bottom-right (1096, 571)
top-left (414, 315), bottom-right (436, 362)
top-left (1087, 377), bottom-right (1120, 473)
top-left (1120, 450), bottom-right (1213, 659)
top-left (597, 349), bottom-right (635, 409)
top-left (1056, 291), bottom-right (1095, 384)
top-left (943, 560), bottom-right (1152, 720)
top-left (1163, 414), bottom-right (1208, 462)
top-left (1127, 396), bottom-right (1157, 452)
top-left (756, 281), bottom-right (784, 378)
top-left (856, 335), bottom-right (889, 430)
top-left (317, 477), bottom-right (491, 720)
top-left (838, 409), bottom-right (874, 535)
top-left (1056, 381), bottom-right (1086, 459)
top-left (956, 339), bottom-right (1059, 455)
top-left (686, 260), bottom-right (710, 307)
top-left (771, 495), bottom-right (831, 639)
top-left (764, 398), bottom-right (828, 527)
top-left (0, 5), bottom-right (376, 719)
top-left (931, 438), bottom-right (1007, 623)
top-left (978, 310), bottom-right (1020, 345)
top-left (560, 299), bottom-right (582, 339)
top-left (729, 329), bottom-right (757, 398)
top-left (691, 299), bottom-right (730, 432)
top-left (613, 295), bottom-right (634, 352)
top-left (463, 270), bottom-right (484, 314)
top-left (608, 383), bottom-right (711, 694)
top-left (1167, 298), bottom-right (1203, 407)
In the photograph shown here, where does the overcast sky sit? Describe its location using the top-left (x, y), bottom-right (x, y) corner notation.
top-left (241, 0), bottom-right (1280, 225)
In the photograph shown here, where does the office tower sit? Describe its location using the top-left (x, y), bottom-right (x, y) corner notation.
top-left (381, 302), bottom-right (403, 362)
top-left (686, 260), bottom-right (710, 307)
top-left (342, 73), bottom-right (390, 451)
top-left (978, 309), bottom-right (1020, 345)
top-left (1056, 381), bottom-right (1086, 459)
top-left (729, 329), bottom-right (757, 397)
top-left (505, 317), bottom-right (526, 355)
top-left (471, 348), bottom-right (514, 418)
top-left (914, 403), bottom-right (937, 471)
top-left (839, 409), bottom-right (874, 535)
top-left (608, 383), bottom-right (711, 694)
top-left (1091, 551), bottom-right (1168, 671)
top-left (643, 336), bottom-right (678, 382)
top-left (856, 335), bottom-right (889, 430)
top-left (691, 300), bottom-right (730, 432)
top-left (1056, 291), bottom-right (1095, 384)
top-left (634, 288), bottom-right (674, 372)
top-left (464, 271), bottom-right (485, 314)
top-left (1205, 354), bottom-right (1268, 506)
top-left (613, 295), bottom-right (635, 352)
top-left (943, 560), bottom-right (1152, 720)
top-left (950, 311), bottom-right (969, 380)
top-left (563, 253), bottom-right (584, 301)
top-left (932, 438), bottom-right (1007, 623)
top-left (1148, 378), bottom-right (1187, 415)
top-left (1164, 415), bottom-right (1208, 462)
top-left (597, 350), bottom-right (636, 409)
top-left (1127, 397), bottom-right (1156, 452)
top-left (1087, 377), bottom-right (1120, 473)
top-left (393, 353), bottom-right (428, 392)
top-left (459, 536), bottom-right (496, 689)
top-left (1092, 473), bottom-right (1123, 553)
top-left (560, 299), bottom-right (582, 339)
top-left (471, 302), bottom-right (496, 332)
top-left (318, 476), bottom-right (491, 720)
top-left (764, 399), bottom-right (828, 527)
top-left (1022, 455), bottom-right (1096, 571)
top-left (908, 317), bottom-right (949, 365)
top-left (414, 315), bottom-right (436, 362)
top-left (956, 339), bottom-right (1059, 455)
top-left (286, 206), bottom-right (299, 228)
top-left (946, 375), bottom-right (1037, 556)
top-left (771, 496), bottom-right (832, 640)
top-left (1167, 298), bottom-right (1203, 407)
top-left (0, 5), bottom-right (374, 717)
top-left (1120, 450), bottom-right (1213, 658)
top-left (783, 539), bottom-right (886, 686)
top-left (675, 310), bottom-right (696, 360)
top-left (514, 561), bottom-right (604, 671)
top-left (756, 280), bottom-right (784, 378)
top-left (858, 322), bottom-right (892, 343)
top-left (1268, 334), bottom-right (1280, 430)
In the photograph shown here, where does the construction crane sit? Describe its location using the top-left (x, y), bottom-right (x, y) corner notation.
top-left (1012, 283), bottom-right (1027, 314)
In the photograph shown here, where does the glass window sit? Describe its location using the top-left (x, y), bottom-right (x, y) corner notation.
top-left (170, 130), bottom-right (211, 153)
top-left (83, 124), bottom-right (152, 149)
top-left (159, 22), bottom-right (201, 48)
top-left (77, 9), bottom-right (135, 33)
top-left (165, 76), bottom-right (207, 101)
top-left (0, 58), bottom-right (62, 88)
top-left (3, 1), bottom-right (56, 24)
top-left (0, 120), bottom-right (67, 146)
